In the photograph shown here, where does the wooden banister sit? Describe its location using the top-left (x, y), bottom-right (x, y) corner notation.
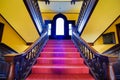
top-left (72, 32), bottom-right (118, 80)
top-left (4, 32), bottom-right (48, 80)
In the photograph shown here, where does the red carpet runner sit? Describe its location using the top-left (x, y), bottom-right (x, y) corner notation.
top-left (26, 40), bottom-right (94, 80)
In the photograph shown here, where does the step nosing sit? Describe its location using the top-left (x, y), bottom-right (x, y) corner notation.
top-left (37, 58), bottom-right (83, 59)
top-left (33, 66), bottom-right (88, 68)
top-left (41, 52), bottom-right (79, 53)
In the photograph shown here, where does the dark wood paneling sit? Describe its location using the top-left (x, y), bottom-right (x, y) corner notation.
top-left (116, 23), bottom-right (120, 44)
top-left (26, 42), bottom-right (33, 45)
top-left (88, 43), bottom-right (94, 46)
top-left (0, 22), bottom-right (4, 42)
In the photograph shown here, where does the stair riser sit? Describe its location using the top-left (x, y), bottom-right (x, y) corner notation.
top-left (32, 67), bottom-right (89, 74)
top-left (37, 59), bottom-right (84, 64)
top-left (44, 46), bottom-right (76, 48)
top-left (46, 43), bottom-right (74, 45)
top-left (43, 49), bottom-right (78, 52)
top-left (40, 53), bottom-right (80, 58)
top-left (44, 47), bottom-right (77, 49)
top-left (40, 52), bottom-right (80, 54)
top-left (47, 40), bottom-right (73, 43)
top-left (26, 74), bottom-right (95, 80)
top-left (45, 45), bottom-right (75, 47)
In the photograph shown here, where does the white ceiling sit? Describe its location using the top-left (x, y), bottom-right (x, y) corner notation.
top-left (38, 1), bottom-right (83, 13)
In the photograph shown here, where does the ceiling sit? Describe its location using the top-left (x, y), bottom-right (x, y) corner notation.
top-left (38, 0), bottom-right (83, 21)
top-left (38, 1), bottom-right (82, 13)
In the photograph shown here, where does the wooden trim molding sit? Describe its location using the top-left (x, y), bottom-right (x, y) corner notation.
top-left (88, 43), bottom-right (94, 46)
top-left (26, 42), bottom-right (33, 45)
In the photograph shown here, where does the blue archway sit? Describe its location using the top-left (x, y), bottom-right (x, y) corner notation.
top-left (49, 13), bottom-right (70, 39)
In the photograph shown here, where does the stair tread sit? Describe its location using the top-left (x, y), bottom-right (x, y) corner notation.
top-left (32, 65), bottom-right (89, 74)
top-left (37, 57), bottom-right (83, 60)
top-left (41, 52), bottom-right (79, 53)
top-left (26, 74), bottom-right (94, 80)
top-left (44, 47), bottom-right (76, 49)
top-left (33, 64), bottom-right (88, 68)
top-left (40, 52), bottom-right (80, 58)
top-left (36, 58), bottom-right (84, 65)
top-left (45, 44), bottom-right (75, 47)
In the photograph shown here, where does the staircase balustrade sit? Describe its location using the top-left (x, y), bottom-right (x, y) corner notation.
top-left (72, 32), bottom-right (117, 80)
top-left (4, 32), bottom-right (48, 80)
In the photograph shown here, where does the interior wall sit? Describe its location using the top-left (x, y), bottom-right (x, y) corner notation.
top-left (81, 0), bottom-right (120, 43)
top-left (42, 13), bottom-right (79, 23)
top-left (0, 0), bottom-right (39, 42)
top-left (92, 16), bottom-right (120, 53)
top-left (0, 15), bottom-right (29, 53)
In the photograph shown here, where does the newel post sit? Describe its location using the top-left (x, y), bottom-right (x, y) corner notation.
top-left (108, 55), bottom-right (118, 80)
top-left (4, 54), bottom-right (18, 80)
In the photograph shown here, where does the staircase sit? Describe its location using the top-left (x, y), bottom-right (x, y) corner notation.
top-left (26, 40), bottom-right (94, 80)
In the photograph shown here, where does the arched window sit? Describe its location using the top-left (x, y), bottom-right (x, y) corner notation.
top-left (48, 23), bottom-right (51, 36)
top-left (69, 24), bottom-right (72, 36)
top-left (56, 18), bottom-right (64, 35)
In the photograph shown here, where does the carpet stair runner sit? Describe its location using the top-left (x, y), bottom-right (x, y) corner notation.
top-left (26, 40), bottom-right (94, 80)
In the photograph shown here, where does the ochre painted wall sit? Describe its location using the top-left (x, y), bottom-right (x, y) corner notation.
top-left (81, 0), bottom-right (120, 43)
top-left (0, 15), bottom-right (29, 53)
top-left (0, 0), bottom-right (39, 42)
top-left (92, 16), bottom-right (120, 53)
top-left (42, 13), bottom-right (79, 23)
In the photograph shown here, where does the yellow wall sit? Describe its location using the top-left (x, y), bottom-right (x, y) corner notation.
top-left (93, 16), bottom-right (120, 53)
top-left (0, 0), bottom-right (39, 42)
top-left (81, 0), bottom-right (120, 43)
top-left (42, 13), bottom-right (79, 23)
top-left (0, 15), bottom-right (29, 53)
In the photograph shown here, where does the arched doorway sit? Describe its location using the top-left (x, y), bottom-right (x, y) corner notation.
top-left (49, 13), bottom-right (70, 39)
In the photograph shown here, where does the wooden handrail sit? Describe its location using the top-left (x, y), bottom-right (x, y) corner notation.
top-left (72, 32), bottom-right (118, 80)
top-left (4, 32), bottom-right (48, 80)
